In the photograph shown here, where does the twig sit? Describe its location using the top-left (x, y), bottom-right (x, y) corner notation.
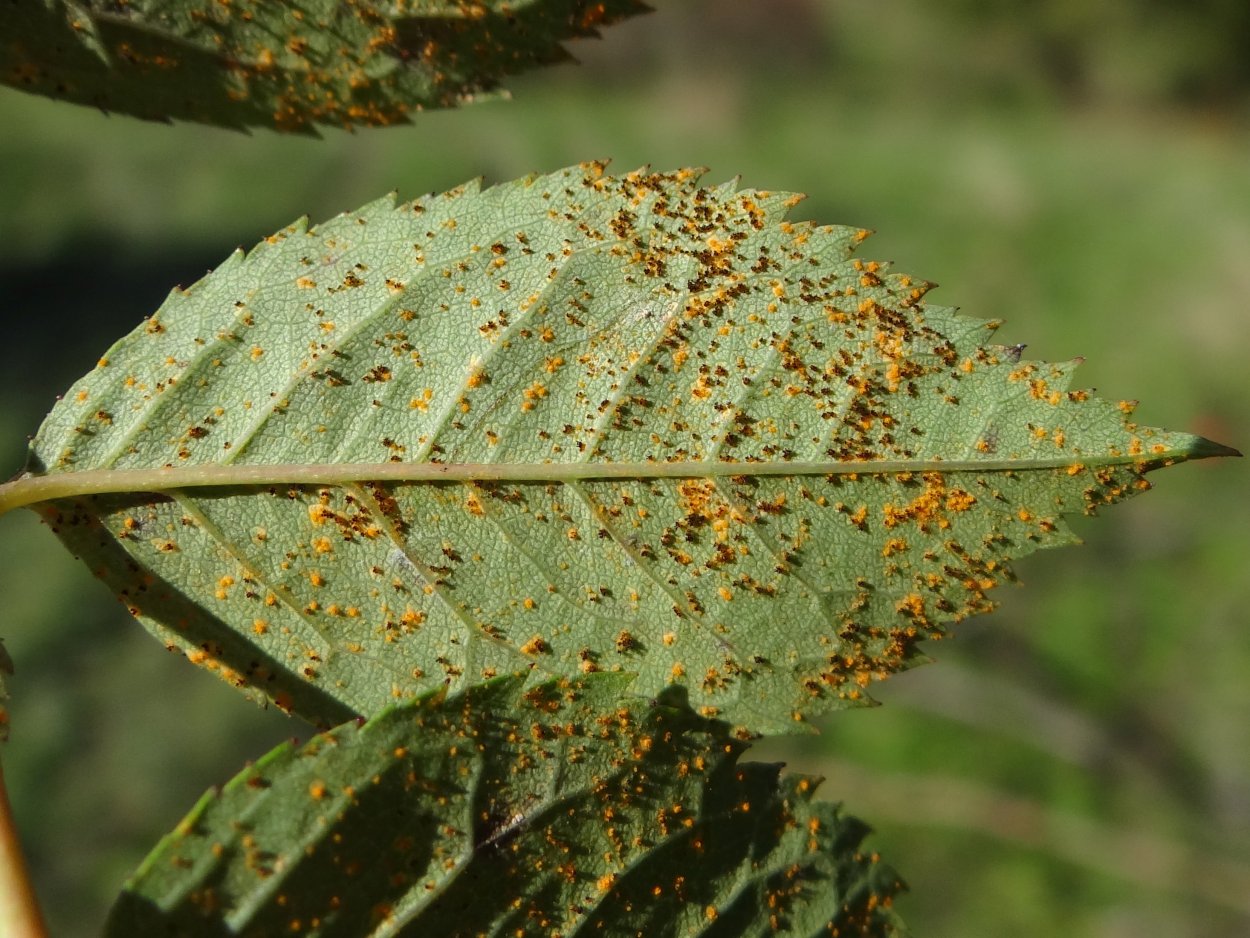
top-left (0, 759), bottom-right (48, 938)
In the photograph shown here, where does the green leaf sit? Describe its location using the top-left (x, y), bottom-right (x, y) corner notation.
top-left (0, 0), bottom-right (647, 133)
top-left (5, 164), bottom-right (1234, 734)
top-left (106, 676), bottom-right (906, 937)
top-left (0, 640), bottom-right (12, 742)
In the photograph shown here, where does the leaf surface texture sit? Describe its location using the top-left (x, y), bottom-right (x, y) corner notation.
top-left (106, 677), bottom-right (905, 937)
top-left (20, 164), bottom-right (1225, 733)
top-left (0, 0), bottom-right (646, 132)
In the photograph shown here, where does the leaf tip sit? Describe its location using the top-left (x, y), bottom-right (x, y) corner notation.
top-left (1189, 437), bottom-right (1242, 460)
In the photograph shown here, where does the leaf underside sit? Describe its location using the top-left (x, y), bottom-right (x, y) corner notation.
top-left (0, 0), bottom-right (647, 133)
top-left (23, 163), bottom-right (1227, 734)
top-left (106, 676), bottom-right (905, 938)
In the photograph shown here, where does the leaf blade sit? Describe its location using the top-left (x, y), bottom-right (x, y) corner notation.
top-left (105, 677), bottom-right (907, 937)
top-left (1, 1), bottom-right (648, 133)
top-left (19, 164), bottom-right (1233, 732)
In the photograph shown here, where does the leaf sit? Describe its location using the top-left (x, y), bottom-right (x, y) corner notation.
top-left (0, 640), bottom-right (12, 742)
top-left (0, 0), bottom-right (647, 133)
top-left (105, 675), bottom-right (906, 937)
top-left (6, 164), bottom-right (1234, 734)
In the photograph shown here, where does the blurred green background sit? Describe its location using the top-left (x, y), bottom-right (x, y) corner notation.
top-left (1, 1), bottom-right (1247, 935)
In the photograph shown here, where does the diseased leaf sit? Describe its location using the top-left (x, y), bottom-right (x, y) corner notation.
top-left (0, 0), bottom-right (647, 133)
top-left (5, 164), bottom-right (1234, 733)
top-left (106, 676), bottom-right (905, 938)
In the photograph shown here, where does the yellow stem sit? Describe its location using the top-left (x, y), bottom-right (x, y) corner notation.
top-left (0, 760), bottom-right (49, 938)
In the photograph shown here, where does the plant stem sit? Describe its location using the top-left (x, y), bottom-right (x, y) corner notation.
top-left (0, 760), bottom-right (48, 938)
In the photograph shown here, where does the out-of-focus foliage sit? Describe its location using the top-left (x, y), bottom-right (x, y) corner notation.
top-left (930, 0), bottom-right (1250, 107)
top-left (814, 0), bottom-right (1250, 112)
top-left (0, 0), bottom-right (648, 132)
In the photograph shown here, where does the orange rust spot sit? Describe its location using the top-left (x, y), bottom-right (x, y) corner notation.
top-left (520, 380), bottom-right (549, 411)
top-left (881, 538), bottom-right (907, 557)
top-left (896, 594), bottom-right (925, 618)
top-left (882, 474), bottom-right (965, 531)
top-left (520, 636), bottom-right (550, 656)
top-left (308, 504), bottom-right (336, 526)
top-left (944, 489), bottom-right (976, 513)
